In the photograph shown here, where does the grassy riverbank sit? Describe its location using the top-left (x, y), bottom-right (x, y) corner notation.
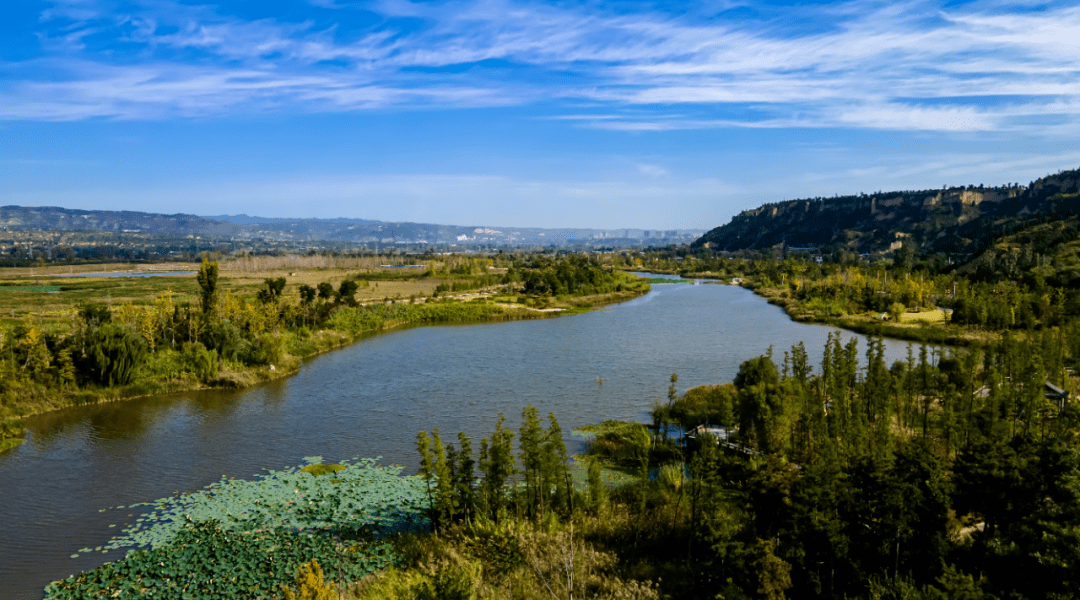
top-left (749, 283), bottom-right (997, 346)
top-left (622, 266), bottom-right (988, 346)
top-left (0, 257), bottom-right (650, 444)
top-left (621, 267), bottom-right (727, 281)
top-left (615, 251), bottom-right (1080, 352)
top-left (0, 300), bottom-right (521, 439)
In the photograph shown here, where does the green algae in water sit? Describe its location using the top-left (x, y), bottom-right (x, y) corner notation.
top-left (300, 463), bottom-right (347, 476)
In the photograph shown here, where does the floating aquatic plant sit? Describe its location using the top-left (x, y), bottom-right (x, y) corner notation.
top-left (103, 457), bottom-right (427, 552)
top-left (46, 457), bottom-right (429, 600)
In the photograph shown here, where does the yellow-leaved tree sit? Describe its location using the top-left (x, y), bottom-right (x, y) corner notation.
top-left (19, 324), bottom-right (51, 382)
top-left (283, 559), bottom-right (337, 600)
top-left (154, 290), bottom-right (176, 350)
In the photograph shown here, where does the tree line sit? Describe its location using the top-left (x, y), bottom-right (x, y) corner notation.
top-left (637, 334), bottom-right (1080, 599)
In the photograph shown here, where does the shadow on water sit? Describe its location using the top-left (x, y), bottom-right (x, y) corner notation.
top-left (25, 378), bottom-right (293, 446)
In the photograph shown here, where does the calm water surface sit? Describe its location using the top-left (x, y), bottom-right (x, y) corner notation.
top-left (0, 282), bottom-right (923, 598)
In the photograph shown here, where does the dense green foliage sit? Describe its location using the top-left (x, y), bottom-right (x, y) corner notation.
top-left (326, 301), bottom-right (534, 334)
top-left (84, 323), bottom-right (149, 386)
top-left (196, 259), bottom-right (218, 315)
top-left (652, 383), bottom-right (736, 431)
top-left (618, 334), bottom-right (1080, 599)
top-left (381, 364), bottom-right (1079, 600)
top-left (505, 254), bottom-right (639, 297)
top-left (416, 407), bottom-right (574, 534)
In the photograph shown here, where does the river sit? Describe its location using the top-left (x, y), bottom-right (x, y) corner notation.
top-left (0, 279), bottom-right (927, 598)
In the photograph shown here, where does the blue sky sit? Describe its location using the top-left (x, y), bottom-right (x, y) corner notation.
top-left (2, 0), bottom-right (1079, 229)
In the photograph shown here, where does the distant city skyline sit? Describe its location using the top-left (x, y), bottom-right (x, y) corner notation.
top-left (2, 0), bottom-right (1079, 230)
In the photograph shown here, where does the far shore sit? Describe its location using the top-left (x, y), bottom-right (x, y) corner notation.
top-left (0, 284), bottom-right (648, 444)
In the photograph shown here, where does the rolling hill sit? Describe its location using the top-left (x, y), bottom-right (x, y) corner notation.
top-left (0, 206), bottom-right (702, 249)
top-left (692, 168), bottom-right (1080, 261)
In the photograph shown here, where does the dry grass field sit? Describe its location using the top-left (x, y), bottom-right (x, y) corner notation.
top-left (900, 308), bottom-right (948, 323)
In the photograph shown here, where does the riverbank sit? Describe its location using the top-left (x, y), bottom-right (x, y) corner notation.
top-left (621, 267), bottom-right (727, 281)
top-left (622, 269), bottom-right (989, 346)
top-left (0, 286), bottom-right (648, 444)
top-left (750, 284), bottom-right (996, 347)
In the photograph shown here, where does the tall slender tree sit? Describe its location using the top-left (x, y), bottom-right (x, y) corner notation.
top-left (196, 260), bottom-right (219, 316)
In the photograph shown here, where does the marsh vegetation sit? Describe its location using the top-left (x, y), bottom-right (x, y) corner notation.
top-left (0, 254), bottom-right (648, 442)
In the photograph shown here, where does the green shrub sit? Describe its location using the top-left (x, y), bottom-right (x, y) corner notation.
top-left (200, 320), bottom-right (245, 362)
top-left (582, 421), bottom-right (652, 466)
top-left (804, 297), bottom-right (847, 317)
top-left (181, 342), bottom-right (218, 380)
top-left (139, 349), bottom-right (178, 381)
top-left (248, 333), bottom-right (286, 366)
top-left (414, 563), bottom-right (479, 600)
top-left (84, 324), bottom-right (148, 386)
top-left (889, 302), bottom-right (906, 323)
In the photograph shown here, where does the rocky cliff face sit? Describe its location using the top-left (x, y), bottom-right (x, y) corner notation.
top-left (693, 169), bottom-right (1078, 257)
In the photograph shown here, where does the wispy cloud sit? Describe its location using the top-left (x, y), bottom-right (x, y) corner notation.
top-left (3, 0), bottom-right (1079, 132)
top-left (635, 163), bottom-right (670, 178)
top-left (800, 149), bottom-right (1080, 189)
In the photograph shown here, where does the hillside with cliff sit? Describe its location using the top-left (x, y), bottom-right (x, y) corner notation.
top-left (692, 168), bottom-right (1080, 259)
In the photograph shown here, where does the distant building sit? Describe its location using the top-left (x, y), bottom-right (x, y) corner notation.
top-left (1046, 381), bottom-right (1070, 411)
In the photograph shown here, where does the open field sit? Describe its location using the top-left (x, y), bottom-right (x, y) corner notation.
top-left (0, 261), bottom-right (473, 330)
top-left (751, 284), bottom-right (996, 346)
top-left (0, 270), bottom-right (203, 328)
top-left (0, 253), bottom-right (652, 331)
top-left (900, 308), bottom-right (948, 323)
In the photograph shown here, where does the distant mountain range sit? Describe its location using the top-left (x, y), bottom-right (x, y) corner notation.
top-left (0, 206), bottom-right (703, 249)
top-left (692, 168), bottom-right (1080, 261)
top-left (204, 215), bottom-right (383, 226)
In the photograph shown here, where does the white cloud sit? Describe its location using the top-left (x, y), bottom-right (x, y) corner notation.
top-left (799, 149), bottom-right (1080, 190)
top-left (4, 0), bottom-right (1080, 133)
top-left (636, 163), bottom-right (670, 178)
